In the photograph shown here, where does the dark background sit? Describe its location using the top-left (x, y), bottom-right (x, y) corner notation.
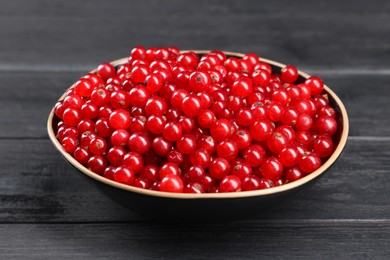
top-left (1, 0), bottom-right (390, 258)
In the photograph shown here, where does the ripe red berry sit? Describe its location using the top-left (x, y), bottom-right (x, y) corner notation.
top-left (160, 175), bottom-right (184, 193)
top-left (250, 119), bottom-right (274, 142)
top-left (281, 65), bottom-right (298, 83)
top-left (176, 134), bottom-right (197, 155)
top-left (128, 132), bottom-right (151, 154)
top-left (261, 157), bottom-right (284, 181)
top-left (209, 158), bottom-right (231, 180)
top-left (315, 116), bottom-right (338, 136)
top-left (279, 146), bottom-right (300, 167)
top-left (305, 76), bottom-right (324, 96)
top-left (63, 108), bottom-right (82, 127)
top-left (285, 167), bottom-right (305, 183)
top-left (313, 135), bottom-right (334, 157)
top-left (231, 77), bottom-right (253, 97)
top-left (123, 152), bottom-right (144, 173)
top-left (97, 62), bottom-right (116, 81)
top-left (219, 175), bottom-right (241, 192)
top-left (89, 136), bottom-right (107, 155)
top-left (210, 119), bottom-right (234, 141)
top-left (109, 109), bottom-right (131, 130)
top-left (163, 121), bottom-right (183, 142)
top-left (114, 165), bottom-right (135, 185)
top-left (216, 139), bottom-right (239, 161)
top-left (189, 71), bottom-right (211, 91)
top-left (299, 153), bottom-right (322, 173)
top-left (181, 94), bottom-right (202, 117)
top-left (74, 78), bottom-right (94, 97)
top-left (243, 144), bottom-right (266, 167)
top-left (267, 131), bottom-right (289, 154)
top-left (107, 146), bottom-right (126, 166)
top-left (73, 146), bottom-right (91, 165)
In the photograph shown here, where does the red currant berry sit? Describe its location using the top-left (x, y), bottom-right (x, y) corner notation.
top-left (250, 119), bottom-right (274, 142)
top-left (312, 135), bottom-right (334, 157)
top-left (261, 157), bottom-right (284, 181)
top-left (97, 62), bottom-right (116, 81)
top-left (74, 78), bottom-right (94, 97)
top-left (267, 131), bottom-right (289, 154)
top-left (109, 109), bottom-right (131, 129)
top-left (87, 155), bottom-right (107, 175)
top-left (181, 94), bottom-right (202, 117)
top-left (242, 176), bottom-right (262, 191)
top-left (315, 116), bottom-right (338, 136)
top-left (299, 153), bottom-right (322, 173)
top-left (209, 157), bottom-right (231, 180)
top-left (231, 162), bottom-right (252, 181)
top-left (145, 96), bottom-right (168, 117)
top-left (184, 183), bottom-right (205, 193)
top-left (95, 118), bottom-right (113, 137)
top-left (159, 162), bottom-right (181, 179)
top-left (63, 108), bottom-right (82, 127)
top-left (152, 136), bottom-right (172, 157)
top-left (146, 115), bottom-right (166, 134)
top-left (62, 137), bottom-right (78, 153)
top-left (281, 65), bottom-right (298, 83)
top-left (114, 165), bottom-right (135, 185)
top-left (285, 166), bottom-right (305, 183)
top-left (128, 132), bottom-right (151, 154)
top-left (73, 146), bottom-right (91, 165)
top-left (189, 71), bottom-right (211, 91)
top-left (111, 129), bottom-right (130, 146)
top-left (231, 77), bottom-right (253, 97)
top-left (107, 146), bottom-right (126, 166)
top-left (176, 134), bottom-right (197, 155)
top-left (231, 129), bottom-right (252, 150)
top-left (122, 152), bottom-right (144, 173)
top-left (243, 144), bottom-right (266, 167)
top-left (210, 119), bottom-right (234, 141)
top-left (216, 139), bottom-right (239, 161)
top-left (167, 149), bottom-right (184, 164)
top-left (305, 76), bottom-right (324, 96)
top-left (129, 86), bottom-right (149, 107)
top-left (63, 94), bottom-right (84, 109)
top-left (219, 175), bottom-right (241, 192)
top-left (266, 102), bottom-right (285, 122)
top-left (160, 175), bottom-right (184, 193)
top-left (279, 146), bottom-right (300, 167)
top-left (89, 136), bottom-right (107, 155)
top-left (163, 121), bottom-right (183, 142)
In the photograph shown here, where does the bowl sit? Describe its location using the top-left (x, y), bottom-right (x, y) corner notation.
top-left (47, 50), bottom-right (349, 221)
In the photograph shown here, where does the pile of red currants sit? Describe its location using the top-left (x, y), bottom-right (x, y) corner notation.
top-left (54, 47), bottom-right (338, 193)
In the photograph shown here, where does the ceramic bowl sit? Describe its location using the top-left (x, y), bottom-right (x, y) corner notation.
top-left (47, 50), bottom-right (349, 221)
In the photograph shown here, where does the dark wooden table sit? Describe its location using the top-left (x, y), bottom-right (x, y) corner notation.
top-left (1, 0), bottom-right (389, 258)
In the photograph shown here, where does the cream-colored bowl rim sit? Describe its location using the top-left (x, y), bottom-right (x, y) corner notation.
top-left (47, 50), bottom-right (349, 199)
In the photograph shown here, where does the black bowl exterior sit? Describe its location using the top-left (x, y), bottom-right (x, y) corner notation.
top-left (73, 164), bottom-right (324, 221)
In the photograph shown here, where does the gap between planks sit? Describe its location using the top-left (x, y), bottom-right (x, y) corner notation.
top-left (0, 219), bottom-right (389, 225)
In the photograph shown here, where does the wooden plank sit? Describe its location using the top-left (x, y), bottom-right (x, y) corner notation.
top-left (0, 222), bottom-right (389, 259)
top-left (0, 0), bottom-right (389, 70)
top-left (0, 71), bottom-right (387, 138)
top-left (0, 138), bottom-right (388, 222)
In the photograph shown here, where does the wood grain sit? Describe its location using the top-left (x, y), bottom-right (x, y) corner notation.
top-left (0, 138), bottom-right (388, 222)
top-left (0, 222), bottom-right (389, 259)
top-left (0, 0), bottom-right (389, 71)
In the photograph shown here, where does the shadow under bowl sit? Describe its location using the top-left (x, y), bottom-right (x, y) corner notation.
top-left (47, 50), bottom-right (349, 221)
